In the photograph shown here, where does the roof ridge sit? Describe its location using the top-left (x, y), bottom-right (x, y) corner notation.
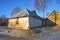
top-left (8, 8), bottom-right (42, 19)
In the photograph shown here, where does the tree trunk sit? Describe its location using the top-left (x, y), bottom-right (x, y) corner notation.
top-left (42, 9), bottom-right (44, 26)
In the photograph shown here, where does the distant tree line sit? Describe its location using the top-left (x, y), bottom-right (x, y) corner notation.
top-left (0, 15), bottom-right (8, 26)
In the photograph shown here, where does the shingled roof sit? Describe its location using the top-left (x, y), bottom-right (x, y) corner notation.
top-left (8, 8), bottom-right (42, 19)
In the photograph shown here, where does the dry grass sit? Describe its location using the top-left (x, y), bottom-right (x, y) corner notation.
top-left (0, 25), bottom-right (60, 40)
top-left (52, 25), bottom-right (60, 30)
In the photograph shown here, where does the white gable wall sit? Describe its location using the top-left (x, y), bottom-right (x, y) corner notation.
top-left (29, 17), bottom-right (42, 28)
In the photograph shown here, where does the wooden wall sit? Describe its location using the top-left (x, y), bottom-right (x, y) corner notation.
top-left (55, 19), bottom-right (60, 25)
top-left (48, 12), bottom-right (60, 25)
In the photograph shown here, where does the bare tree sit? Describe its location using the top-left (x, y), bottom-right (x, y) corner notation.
top-left (0, 15), bottom-right (6, 19)
top-left (0, 15), bottom-right (8, 26)
top-left (46, 12), bottom-right (49, 18)
top-left (35, 0), bottom-right (52, 26)
top-left (35, 0), bottom-right (51, 18)
top-left (11, 7), bottom-right (21, 15)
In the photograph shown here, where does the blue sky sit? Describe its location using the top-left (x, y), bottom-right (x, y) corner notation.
top-left (0, 0), bottom-right (60, 18)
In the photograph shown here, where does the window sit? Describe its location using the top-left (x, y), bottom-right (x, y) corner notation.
top-left (16, 18), bottom-right (19, 25)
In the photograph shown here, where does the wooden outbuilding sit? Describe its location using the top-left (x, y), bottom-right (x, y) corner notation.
top-left (48, 10), bottom-right (60, 26)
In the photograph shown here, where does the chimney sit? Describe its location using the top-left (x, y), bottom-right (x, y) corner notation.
top-left (32, 10), bottom-right (36, 15)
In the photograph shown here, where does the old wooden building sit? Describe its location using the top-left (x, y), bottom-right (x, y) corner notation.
top-left (48, 10), bottom-right (60, 25)
top-left (8, 8), bottom-right (42, 30)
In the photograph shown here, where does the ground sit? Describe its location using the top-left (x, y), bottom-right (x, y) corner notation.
top-left (0, 25), bottom-right (60, 40)
top-left (0, 34), bottom-right (30, 40)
